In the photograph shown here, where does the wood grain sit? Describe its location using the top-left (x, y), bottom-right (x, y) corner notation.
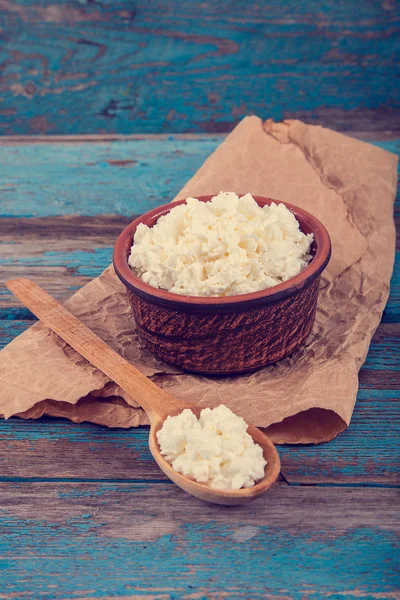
top-left (1, 482), bottom-right (399, 598)
top-left (6, 278), bottom-right (187, 422)
top-left (0, 136), bottom-right (398, 307)
top-left (1, 378), bottom-right (399, 485)
top-left (1, 320), bottom-right (399, 485)
top-left (1, 1), bottom-right (399, 135)
top-left (0, 138), bottom-right (397, 218)
top-left (0, 138), bottom-right (220, 217)
top-left (0, 137), bottom-right (399, 487)
top-left (0, 134), bottom-right (398, 596)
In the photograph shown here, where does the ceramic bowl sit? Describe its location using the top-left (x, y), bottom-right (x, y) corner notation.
top-left (113, 195), bottom-right (331, 375)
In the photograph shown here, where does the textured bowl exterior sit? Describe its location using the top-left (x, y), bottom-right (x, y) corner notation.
top-left (113, 194), bottom-right (331, 375)
top-left (128, 277), bottom-right (320, 374)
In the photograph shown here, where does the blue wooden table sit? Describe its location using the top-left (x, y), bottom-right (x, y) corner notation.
top-left (0, 134), bottom-right (399, 599)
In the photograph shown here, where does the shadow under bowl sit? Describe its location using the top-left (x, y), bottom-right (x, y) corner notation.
top-left (113, 195), bottom-right (331, 375)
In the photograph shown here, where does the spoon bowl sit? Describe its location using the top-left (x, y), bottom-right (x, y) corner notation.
top-left (149, 407), bottom-right (281, 505)
top-left (6, 278), bottom-right (281, 506)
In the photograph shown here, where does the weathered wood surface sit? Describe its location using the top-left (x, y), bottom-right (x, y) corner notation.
top-left (1, 137), bottom-right (398, 218)
top-left (1, 482), bottom-right (400, 598)
top-left (0, 136), bottom-right (399, 597)
top-left (1, 1), bottom-right (399, 135)
top-left (0, 136), bottom-right (399, 486)
top-left (0, 137), bottom-right (220, 217)
top-left (0, 386), bottom-right (399, 485)
top-left (0, 137), bottom-right (398, 304)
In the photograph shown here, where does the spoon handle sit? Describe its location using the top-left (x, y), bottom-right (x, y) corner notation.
top-left (6, 278), bottom-right (187, 423)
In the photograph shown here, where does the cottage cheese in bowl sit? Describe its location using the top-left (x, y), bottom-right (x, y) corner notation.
top-left (128, 192), bottom-right (314, 297)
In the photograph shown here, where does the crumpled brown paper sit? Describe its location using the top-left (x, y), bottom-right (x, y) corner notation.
top-left (0, 117), bottom-right (397, 443)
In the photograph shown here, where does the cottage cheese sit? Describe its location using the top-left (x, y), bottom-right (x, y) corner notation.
top-left (129, 192), bottom-right (313, 297)
top-left (156, 405), bottom-right (267, 490)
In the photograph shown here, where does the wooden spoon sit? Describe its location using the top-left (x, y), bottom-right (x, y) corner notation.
top-left (6, 278), bottom-right (281, 505)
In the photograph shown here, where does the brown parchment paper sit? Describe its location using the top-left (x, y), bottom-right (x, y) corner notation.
top-left (0, 117), bottom-right (397, 443)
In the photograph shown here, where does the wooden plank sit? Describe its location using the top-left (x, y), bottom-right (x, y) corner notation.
top-left (0, 137), bottom-right (398, 486)
top-left (0, 234), bottom-right (399, 484)
top-left (4, 248), bottom-right (400, 316)
top-left (0, 266), bottom-right (93, 307)
top-left (1, 259), bottom-right (399, 318)
top-left (1, 1), bottom-right (399, 135)
top-left (0, 391), bottom-right (398, 485)
top-left (0, 317), bottom-right (394, 362)
top-left (0, 214), bottom-right (133, 237)
top-left (0, 216), bottom-right (121, 305)
top-left (363, 323), bottom-right (400, 370)
top-left (1, 321), bottom-right (399, 484)
top-left (0, 216), bottom-right (132, 304)
top-left (1, 482), bottom-right (399, 598)
top-left (1, 131), bottom-right (399, 143)
top-left (12, 251), bottom-right (400, 315)
top-left (0, 200), bottom-right (399, 308)
top-left (0, 139), bottom-right (220, 217)
top-left (3, 213), bottom-right (400, 245)
top-left (0, 319), bottom-right (32, 345)
top-left (1, 319), bottom-right (397, 371)
top-left (0, 138), bottom-right (397, 218)
top-left (0, 133), bottom-right (227, 143)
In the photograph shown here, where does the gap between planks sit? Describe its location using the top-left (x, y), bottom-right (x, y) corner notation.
top-left (0, 131), bottom-right (399, 144)
top-left (0, 133), bottom-right (227, 144)
top-left (0, 476), bottom-right (398, 488)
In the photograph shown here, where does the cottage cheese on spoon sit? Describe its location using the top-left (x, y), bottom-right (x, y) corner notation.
top-left (129, 192), bottom-right (313, 297)
top-left (156, 405), bottom-right (267, 490)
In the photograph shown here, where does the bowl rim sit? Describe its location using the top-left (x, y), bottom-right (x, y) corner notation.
top-left (113, 194), bottom-right (331, 306)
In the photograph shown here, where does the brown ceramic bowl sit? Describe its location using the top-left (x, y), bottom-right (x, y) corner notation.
top-left (113, 195), bottom-right (331, 375)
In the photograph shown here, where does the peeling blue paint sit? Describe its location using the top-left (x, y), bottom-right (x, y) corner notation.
top-left (0, 248), bottom-right (113, 279)
top-left (1, 134), bottom-right (399, 597)
top-left (0, 308), bottom-right (36, 321)
top-left (1, 511), bottom-right (399, 598)
top-left (0, 140), bottom-right (220, 217)
top-left (1, 138), bottom-right (397, 217)
top-left (1, 1), bottom-right (399, 135)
